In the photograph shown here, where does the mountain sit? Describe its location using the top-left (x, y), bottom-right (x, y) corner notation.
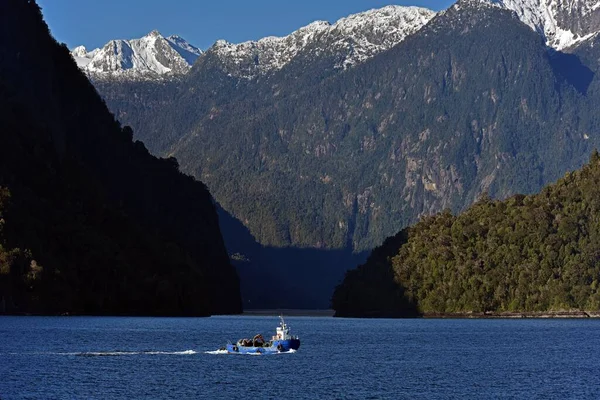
top-left (330, 0), bottom-right (600, 317)
top-left (76, 0), bottom-right (600, 309)
top-left (88, 5), bottom-right (447, 252)
top-left (207, 6), bottom-right (436, 79)
top-left (332, 151), bottom-right (600, 317)
top-left (73, 6), bottom-right (434, 82)
top-left (71, 30), bottom-right (202, 80)
top-left (488, 0), bottom-right (600, 50)
top-left (0, 0), bottom-right (240, 316)
top-left (147, 0), bottom-right (592, 250)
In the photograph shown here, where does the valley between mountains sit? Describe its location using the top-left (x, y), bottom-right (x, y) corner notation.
top-left (3, 0), bottom-right (600, 315)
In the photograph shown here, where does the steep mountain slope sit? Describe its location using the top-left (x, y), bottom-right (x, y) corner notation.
top-left (333, 151), bottom-right (600, 317)
top-left (72, 30), bottom-right (202, 80)
top-left (0, 0), bottom-right (240, 316)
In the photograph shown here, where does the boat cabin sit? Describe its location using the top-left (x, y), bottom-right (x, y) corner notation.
top-left (272, 316), bottom-right (297, 341)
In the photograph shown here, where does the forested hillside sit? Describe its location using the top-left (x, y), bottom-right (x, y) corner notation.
top-left (0, 0), bottom-right (241, 316)
top-left (333, 151), bottom-right (600, 317)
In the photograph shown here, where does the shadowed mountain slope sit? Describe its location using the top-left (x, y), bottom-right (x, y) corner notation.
top-left (0, 0), bottom-right (241, 316)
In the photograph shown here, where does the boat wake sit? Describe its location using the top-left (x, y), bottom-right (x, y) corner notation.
top-left (57, 350), bottom-right (197, 357)
top-left (205, 349), bottom-right (229, 355)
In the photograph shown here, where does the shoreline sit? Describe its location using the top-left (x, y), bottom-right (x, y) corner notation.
top-left (3, 310), bottom-right (598, 319)
top-left (329, 310), bottom-right (600, 319)
top-left (242, 309), bottom-right (600, 318)
top-left (242, 309), bottom-right (335, 317)
top-left (423, 310), bottom-right (600, 319)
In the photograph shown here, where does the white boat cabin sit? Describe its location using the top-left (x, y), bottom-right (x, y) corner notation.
top-left (271, 316), bottom-right (298, 341)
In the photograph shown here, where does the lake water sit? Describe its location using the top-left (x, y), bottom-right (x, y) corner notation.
top-left (1, 316), bottom-right (600, 399)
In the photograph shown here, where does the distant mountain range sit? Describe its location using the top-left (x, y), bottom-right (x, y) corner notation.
top-left (72, 1), bottom-right (600, 80)
top-left (71, 0), bottom-right (600, 309)
top-left (71, 6), bottom-right (435, 80)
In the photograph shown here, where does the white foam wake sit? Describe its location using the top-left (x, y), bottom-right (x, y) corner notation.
top-left (204, 349), bottom-right (229, 355)
top-left (56, 350), bottom-right (197, 357)
top-left (144, 350), bottom-right (196, 355)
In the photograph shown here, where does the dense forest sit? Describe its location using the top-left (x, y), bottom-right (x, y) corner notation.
top-left (333, 151), bottom-right (600, 317)
top-left (0, 0), bottom-right (241, 316)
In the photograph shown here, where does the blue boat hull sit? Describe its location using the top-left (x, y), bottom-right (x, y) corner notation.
top-left (226, 339), bottom-right (300, 354)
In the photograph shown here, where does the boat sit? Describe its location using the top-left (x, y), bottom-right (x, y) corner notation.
top-left (223, 316), bottom-right (300, 354)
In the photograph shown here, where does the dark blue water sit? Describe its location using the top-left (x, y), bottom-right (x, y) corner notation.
top-left (1, 316), bottom-right (600, 399)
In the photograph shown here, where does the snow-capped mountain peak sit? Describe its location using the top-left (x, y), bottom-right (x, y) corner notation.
top-left (486, 0), bottom-right (600, 50)
top-left (208, 5), bottom-right (436, 79)
top-left (72, 45), bottom-right (88, 58)
top-left (71, 31), bottom-right (202, 80)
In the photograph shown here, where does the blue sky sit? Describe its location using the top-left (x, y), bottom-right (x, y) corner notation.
top-left (37, 0), bottom-right (455, 51)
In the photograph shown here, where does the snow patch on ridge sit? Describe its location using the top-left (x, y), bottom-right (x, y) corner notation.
top-left (487, 0), bottom-right (600, 50)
